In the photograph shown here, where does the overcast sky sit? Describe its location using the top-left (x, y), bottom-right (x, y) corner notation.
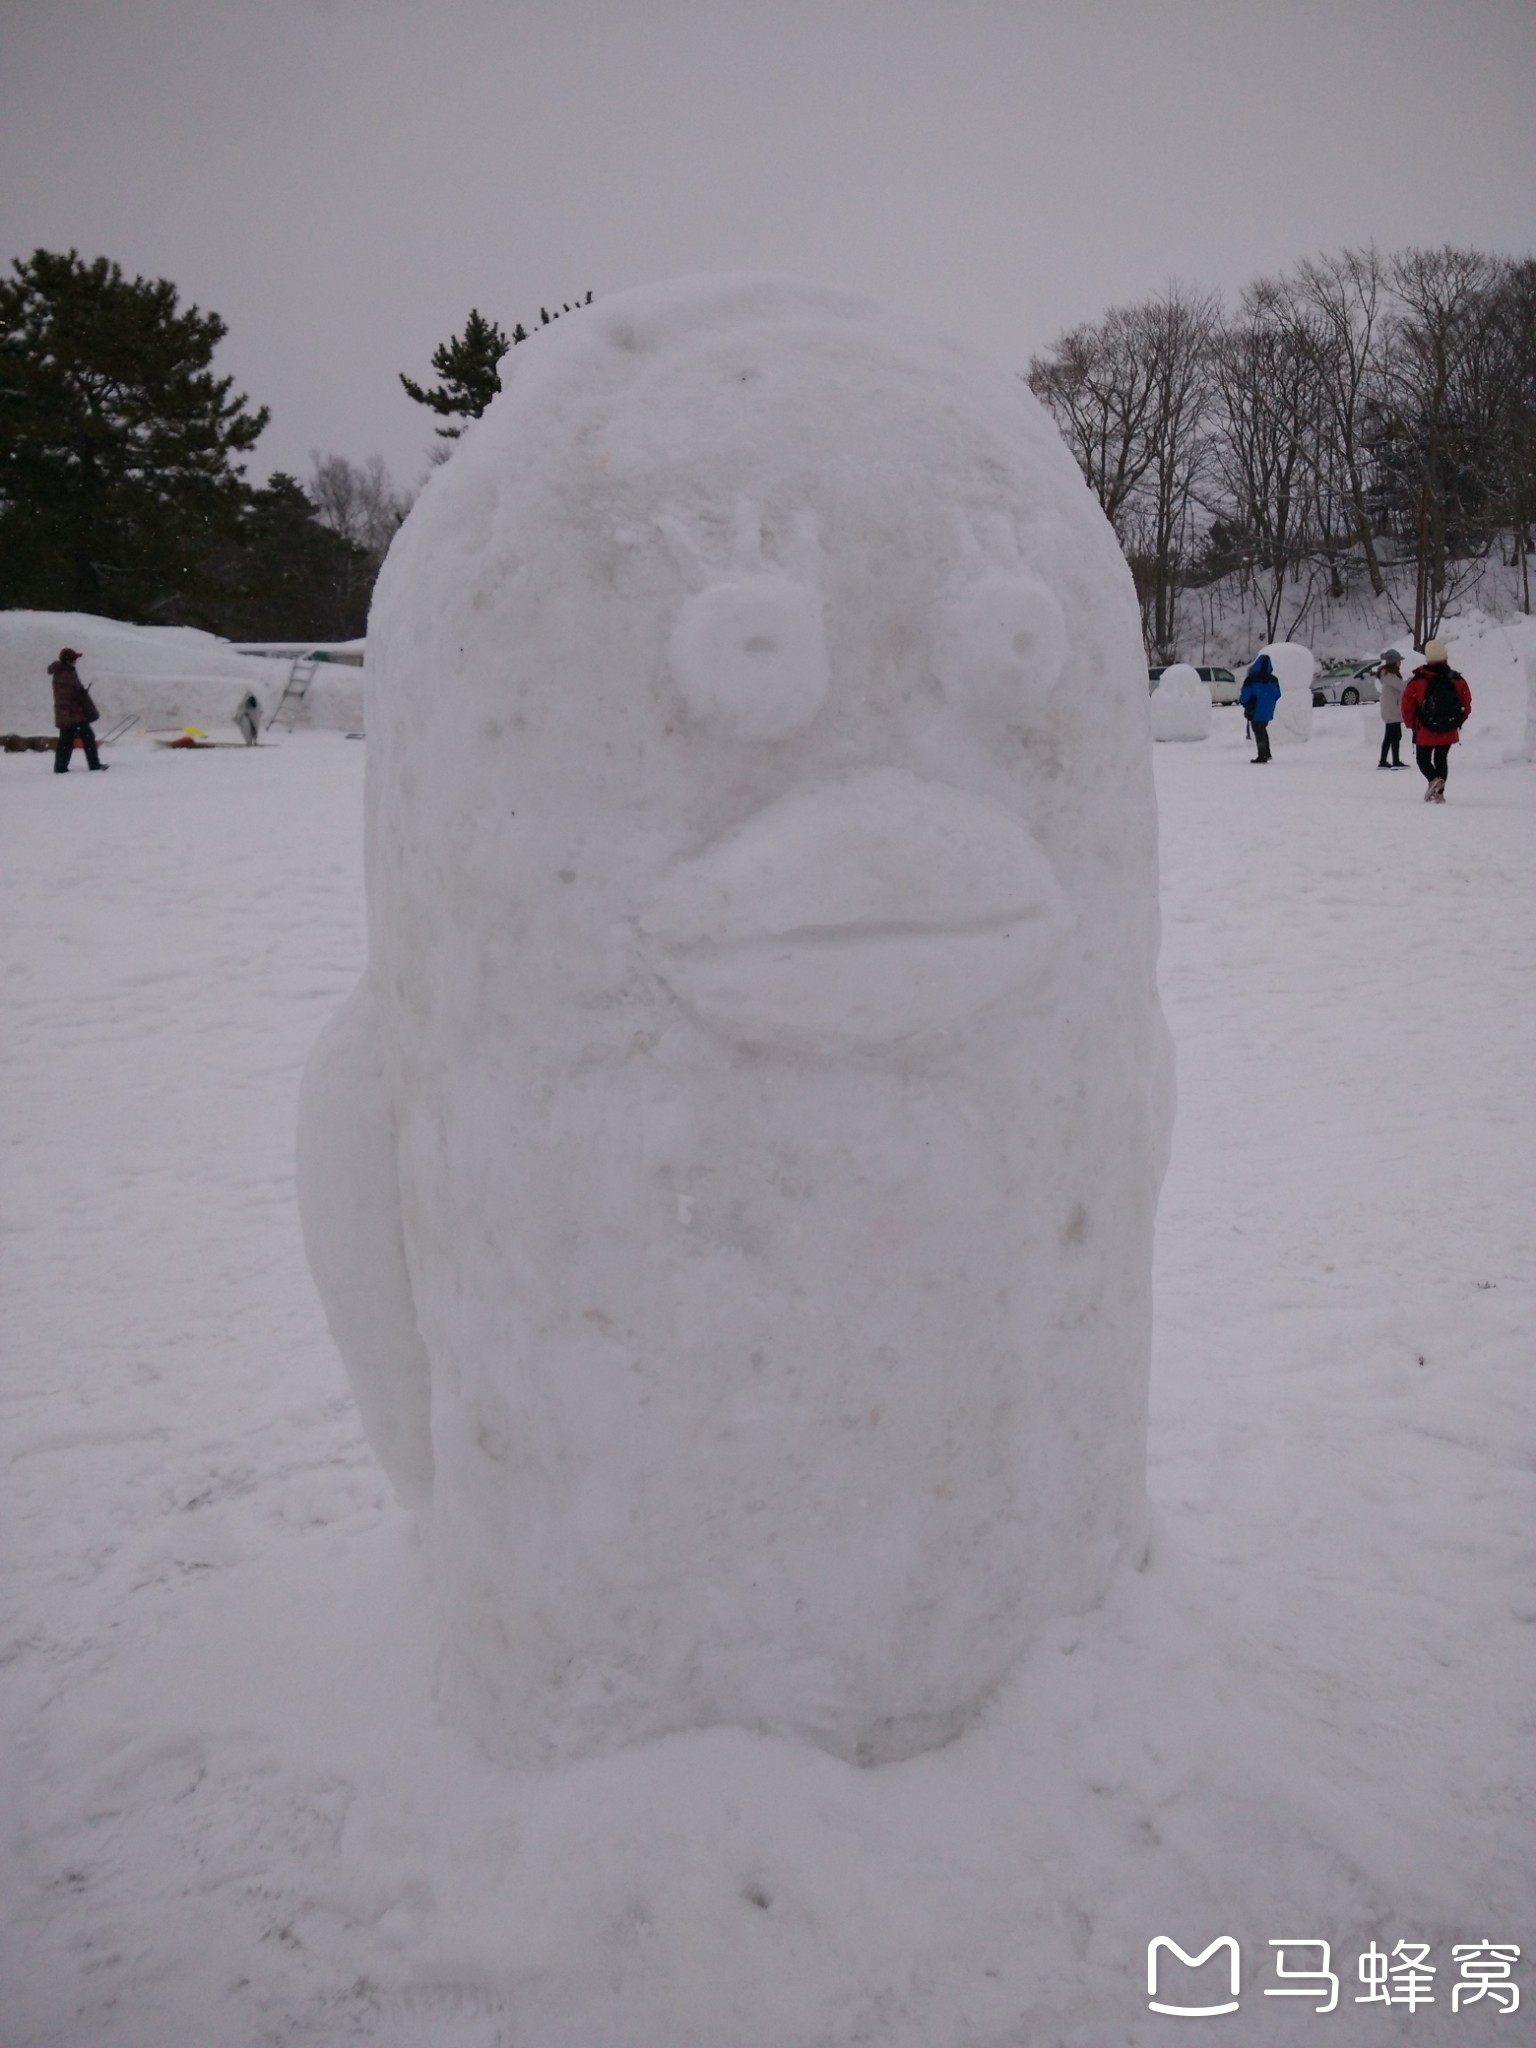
top-left (3, 0), bottom-right (1533, 493)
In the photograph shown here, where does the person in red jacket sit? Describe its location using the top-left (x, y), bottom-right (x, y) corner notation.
top-left (48, 647), bottom-right (108, 773)
top-left (1400, 639), bottom-right (1471, 803)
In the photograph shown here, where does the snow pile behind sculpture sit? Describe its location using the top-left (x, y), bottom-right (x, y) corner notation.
top-left (0, 611), bottom-right (263, 730)
top-left (0, 610), bottom-right (362, 733)
top-left (1150, 661), bottom-right (1212, 741)
top-left (298, 274), bottom-right (1173, 1769)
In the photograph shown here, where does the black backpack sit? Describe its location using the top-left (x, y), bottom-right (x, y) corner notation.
top-left (1415, 670), bottom-right (1465, 733)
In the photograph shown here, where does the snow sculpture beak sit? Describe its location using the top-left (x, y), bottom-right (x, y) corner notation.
top-left (638, 766), bottom-right (1070, 1044)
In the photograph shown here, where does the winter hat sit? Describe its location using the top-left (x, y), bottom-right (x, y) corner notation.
top-left (1380, 649), bottom-right (1401, 667)
top-left (1423, 639), bottom-right (1449, 664)
top-left (58, 647), bottom-right (81, 661)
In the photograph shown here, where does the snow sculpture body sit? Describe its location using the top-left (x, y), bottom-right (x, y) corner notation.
top-left (1150, 663), bottom-right (1212, 742)
top-left (298, 276), bottom-right (1173, 1769)
top-left (1260, 640), bottom-right (1315, 744)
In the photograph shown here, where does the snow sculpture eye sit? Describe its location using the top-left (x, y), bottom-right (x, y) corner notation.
top-left (661, 499), bottom-right (829, 740)
top-left (934, 515), bottom-right (1068, 719)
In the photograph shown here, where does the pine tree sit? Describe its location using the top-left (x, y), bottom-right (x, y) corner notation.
top-left (399, 308), bottom-right (515, 439)
top-left (400, 294), bottom-right (592, 440)
top-left (0, 249), bottom-right (269, 621)
top-left (207, 473), bottom-right (374, 641)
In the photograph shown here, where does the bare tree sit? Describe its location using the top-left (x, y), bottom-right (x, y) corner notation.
top-left (308, 452), bottom-right (412, 563)
top-left (1126, 287), bottom-right (1219, 658)
top-left (1029, 285), bottom-right (1216, 657)
top-left (1027, 243), bottom-right (1532, 654)
top-left (1027, 306), bottom-right (1162, 531)
top-left (1486, 257), bottom-right (1536, 614)
top-left (1292, 246), bottom-right (1391, 597)
top-left (1205, 277), bottom-right (1327, 643)
top-left (1374, 247), bottom-right (1510, 641)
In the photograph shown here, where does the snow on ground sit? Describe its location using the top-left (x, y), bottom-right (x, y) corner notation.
top-left (2, 697), bottom-right (1532, 2046)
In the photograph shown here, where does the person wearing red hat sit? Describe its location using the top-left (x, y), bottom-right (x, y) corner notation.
top-left (47, 647), bottom-right (108, 773)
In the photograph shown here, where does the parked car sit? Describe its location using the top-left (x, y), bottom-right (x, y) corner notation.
top-left (1147, 664), bottom-right (1241, 704)
top-left (1311, 661), bottom-right (1381, 707)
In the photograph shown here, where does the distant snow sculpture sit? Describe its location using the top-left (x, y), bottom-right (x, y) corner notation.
top-left (1260, 640), bottom-right (1315, 744)
top-left (297, 275), bottom-right (1173, 1769)
top-left (1150, 663), bottom-right (1212, 742)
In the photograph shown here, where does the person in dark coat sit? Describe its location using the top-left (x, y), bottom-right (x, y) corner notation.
top-left (48, 648), bottom-right (108, 773)
top-left (1400, 639), bottom-right (1472, 803)
top-left (1238, 653), bottom-right (1281, 763)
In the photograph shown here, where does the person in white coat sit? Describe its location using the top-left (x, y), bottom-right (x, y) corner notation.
top-left (1375, 650), bottom-right (1406, 769)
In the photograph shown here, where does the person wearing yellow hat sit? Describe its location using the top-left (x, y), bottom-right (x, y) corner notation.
top-left (1401, 641), bottom-right (1471, 802)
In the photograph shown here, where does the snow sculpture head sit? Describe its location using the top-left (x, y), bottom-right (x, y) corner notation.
top-left (1150, 662), bottom-right (1212, 742)
top-left (298, 275), bottom-right (1172, 1768)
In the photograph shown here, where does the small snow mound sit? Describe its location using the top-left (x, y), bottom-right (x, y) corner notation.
top-left (1150, 664), bottom-right (1211, 742)
top-left (1259, 641), bottom-right (1314, 744)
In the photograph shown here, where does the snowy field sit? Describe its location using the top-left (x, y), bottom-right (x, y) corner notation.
top-left (2, 699), bottom-right (1533, 2046)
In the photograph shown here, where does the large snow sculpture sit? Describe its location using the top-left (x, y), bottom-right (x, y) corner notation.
top-left (298, 275), bottom-right (1173, 1769)
top-left (1150, 663), bottom-right (1212, 742)
top-left (1260, 640), bottom-right (1315, 744)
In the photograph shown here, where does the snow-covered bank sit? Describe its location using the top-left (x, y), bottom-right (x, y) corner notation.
top-left (0, 612), bottom-right (363, 736)
top-left (1, 717), bottom-right (1532, 2046)
top-left (1173, 555), bottom-right (1536, 680)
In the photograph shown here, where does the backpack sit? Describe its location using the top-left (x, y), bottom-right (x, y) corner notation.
top-left (1415, 670), bottom-right (1464, 733)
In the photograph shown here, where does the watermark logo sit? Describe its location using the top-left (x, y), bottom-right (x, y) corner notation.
top-left (1357, 1940), bottom-right (1435, 2009)
top-left (1147, 1935), bottom-right (1240, 2016)
top-left (1146, 1937), bottom-right (1520, 2017)
top-left (1450, 1943), bottom-right (1521, 2014)
top-left (1266, 1939), bottom-right (1338, 2012)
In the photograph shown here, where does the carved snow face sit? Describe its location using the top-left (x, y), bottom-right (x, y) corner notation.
top-left (365, 305), bottom-right (1150, 1061)
top-left (634, 500), bottom-right (1073, 1044)
top-left (311, 278), bottom-right (1168, 1768)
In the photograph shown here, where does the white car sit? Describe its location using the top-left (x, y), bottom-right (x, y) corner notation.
top-left (1311, 661), bottom-right (1382, 707)
top-left (1147, 664), bottom-right (1241, 705)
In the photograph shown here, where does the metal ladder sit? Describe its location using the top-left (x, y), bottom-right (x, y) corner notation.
top-left (267, 656), bottom-right (320, 733)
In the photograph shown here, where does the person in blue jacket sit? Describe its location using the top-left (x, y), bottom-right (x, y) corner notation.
top-left (1239, 654), bottom-right (1281, 763)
